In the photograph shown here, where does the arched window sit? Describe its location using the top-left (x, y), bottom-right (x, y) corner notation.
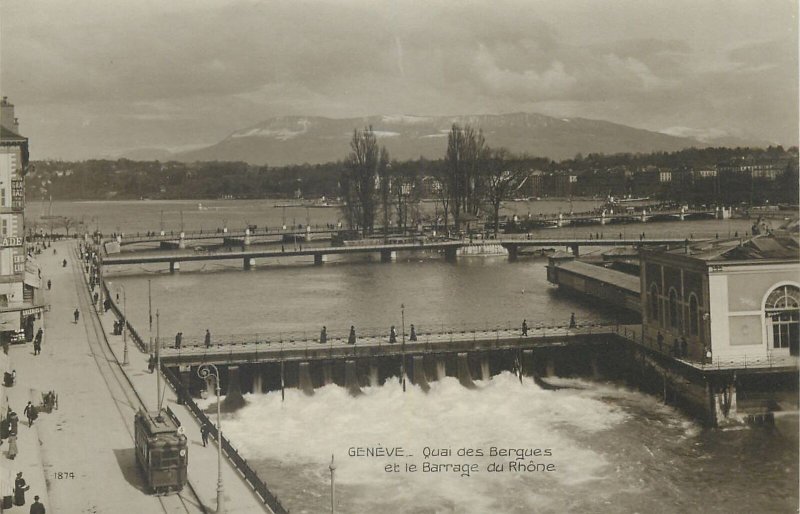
top-left (668, 288), bottom-right (680, 329)
top-left (688, 294), bottom-right (699, 336)
top-left (765, 285), bottom-right (799, 354)
top-left (649, 283), bottom-right (660, 324)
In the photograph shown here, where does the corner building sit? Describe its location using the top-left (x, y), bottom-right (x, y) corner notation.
top-left (0, 97), bottom-right (43, 342)
top-left (641, 232), bottom-right (800, 363)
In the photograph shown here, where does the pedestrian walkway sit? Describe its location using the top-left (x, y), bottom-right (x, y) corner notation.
top-left (7, 240), bottom-right (202, 513)
top-left (90, 252), bottom-right (273, 512)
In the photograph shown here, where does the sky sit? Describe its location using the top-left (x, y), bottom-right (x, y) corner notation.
top-left (0, 0), bottom-right (797, 160)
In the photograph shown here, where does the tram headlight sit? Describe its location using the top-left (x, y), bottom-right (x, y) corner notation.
top-left (179, 449), bottom-right (186, 457)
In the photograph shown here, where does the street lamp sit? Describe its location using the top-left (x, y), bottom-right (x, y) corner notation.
top-left (198, 363), bottom-right (225, 514)
top-left (116, 284), bottom-right (128, 366)
top-left (401, 303), bottom-right (406, 392)
top-left (329, 454), bottom-right (336, 514)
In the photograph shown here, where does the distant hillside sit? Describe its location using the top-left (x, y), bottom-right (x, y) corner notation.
top-left (172, 113), bottom-right (705, 165)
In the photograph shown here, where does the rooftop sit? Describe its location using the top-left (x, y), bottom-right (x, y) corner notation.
top-left (659, 230), bottom-right (799, 262)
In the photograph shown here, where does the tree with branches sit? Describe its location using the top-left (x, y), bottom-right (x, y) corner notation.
top-left (483, 148), bottom-right (528, 235)
top-left (340, 127), bottom-right (389, 236)
top-left (439, 124), bottom-right (487, 230)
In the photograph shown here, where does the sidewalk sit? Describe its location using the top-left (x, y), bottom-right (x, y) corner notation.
top-left (94, 256), bottom-right (272, 512)
top-left (7, 240), bottom-right (189, 513)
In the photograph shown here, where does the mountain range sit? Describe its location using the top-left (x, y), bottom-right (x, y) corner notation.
top-left (125, 113), bottom-right (764, 165)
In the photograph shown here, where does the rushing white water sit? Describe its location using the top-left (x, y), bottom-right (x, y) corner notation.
top-left (222, 373), bottom-right (627, 513)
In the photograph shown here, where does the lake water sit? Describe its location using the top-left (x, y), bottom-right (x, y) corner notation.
top-left (45, 200), bottom-right (796, 513)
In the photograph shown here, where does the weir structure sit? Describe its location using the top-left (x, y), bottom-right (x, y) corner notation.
top-left (151, 320), bottom-right (797, 428)
top-left (158, 323), bottom-right (616, 409)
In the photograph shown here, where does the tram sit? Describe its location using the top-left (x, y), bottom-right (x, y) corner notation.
top-left (134, 407), bottom-right (188, 494)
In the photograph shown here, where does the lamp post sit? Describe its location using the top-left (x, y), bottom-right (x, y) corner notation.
top-left (329, 454), bottom-right (336, 514)
top-left (198, 363), bottom-right (225, 514)
top-left (117, 285), bottom-right (128, 366)
top-left (401, 303), bottom-right (406, 392)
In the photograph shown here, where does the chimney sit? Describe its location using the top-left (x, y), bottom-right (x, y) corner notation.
top-left (1, 97), bottom-right (17, 133)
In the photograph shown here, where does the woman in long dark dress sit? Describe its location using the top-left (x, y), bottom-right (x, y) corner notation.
top-left (14, 472), bottom-right (28, 506)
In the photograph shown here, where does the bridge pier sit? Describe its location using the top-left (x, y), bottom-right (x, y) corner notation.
top-left (380, 249), bottom-right (396, 263)
top-left (298, 362), bottom-right (315, 396)
top-left (506, 245), bottom-right (518, 262)
top-left (169, 261), bottom-right (180, 273)
top-left (314, 253), bottom-right (327, 265)
top-left (568, 244), bottom-right (580, 257)
top-left (252, 371), bottom-right (263, 394)
top-left (221, 365), bottom-right (246, 411)
top-left (178, 368), bottom-right (191, 404)
top-left (243, 257), bottom-right (255, 270)
top-left (444, 247), bottom-right (458, 263)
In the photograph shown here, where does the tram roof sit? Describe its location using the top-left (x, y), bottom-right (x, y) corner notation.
top-left (137, 409), bottom-right (180, 434)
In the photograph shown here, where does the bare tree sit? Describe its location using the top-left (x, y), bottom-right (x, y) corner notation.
top-left (378, 150), bottom-right (391, 240)
top-left (61, 216), bottom-right (77, 237)
top-left (340, 127), bottom-right (389, 236)
top-left (484, 148), bottom-right (527, 235)
top-left (440, 124), bottom-right (487, 230)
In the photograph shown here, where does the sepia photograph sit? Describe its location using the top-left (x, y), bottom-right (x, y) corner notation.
top-left (0, 0), bottom-right (798, 512)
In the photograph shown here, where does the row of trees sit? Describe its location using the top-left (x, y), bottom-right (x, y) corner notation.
top-left (340, 125), bottom-right (530, 236)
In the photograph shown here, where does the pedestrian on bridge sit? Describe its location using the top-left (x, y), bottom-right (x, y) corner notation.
top-left (569, 313), bottom-right (577, 328)
top-left (175, 332), bottom-right (182, 349)
top-left (205, 329), bottom-right (212, 348)
top-left (521, 320), bottom-right (528, 336)
top-left (320, 326), bottom-right (327, 344)
top-left (410, 324), bottom-right (417, 341)
top-left (389, 326), bottom-right (397, 344)
top-left (657, 331), bottom-right (664, 352)
top-left (348, 326), bottom-right (356, 345)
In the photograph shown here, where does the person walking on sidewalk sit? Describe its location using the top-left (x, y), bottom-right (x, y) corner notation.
top-left (23, 402), bottom-right (37, 427)
top-left (29, 495), bottom-right (45, 514)
top-left (7, 435), bottom-right (17, 460)
top-left (14, 472), bottom-right (28, 506)
top-left (73, 309), bottom-right (80, 324)
top-left (200, 423), bottom-right (210, 447)
top-left (46, 279), bottom-right (51, 291)
top-left (204, 329), bottom-right (211, 348)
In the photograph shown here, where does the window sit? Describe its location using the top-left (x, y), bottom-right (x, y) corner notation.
top-left (649, 283), bottom-right (660, 325)
top-left (765, 285), bottom-right (799, 353)
top-left (688, 294), bottom-right (699, 336)
top-left (668, 288), bottom-right (680, 329)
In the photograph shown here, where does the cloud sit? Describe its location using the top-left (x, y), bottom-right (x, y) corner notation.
top-left (1, 0), bottom-right (796, 159)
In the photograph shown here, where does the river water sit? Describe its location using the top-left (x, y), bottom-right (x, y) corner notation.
top-left (31, 200), bottom-right (797, 513)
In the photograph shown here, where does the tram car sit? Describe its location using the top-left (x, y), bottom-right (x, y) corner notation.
top-left (134, 407), bottom-right (188, 494)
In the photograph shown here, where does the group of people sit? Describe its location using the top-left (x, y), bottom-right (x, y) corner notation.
top-left (656, 331), bottom-right (690, 358)
top-left (521, 313), bottom-right (577, 336)
top-left (13, 472), bottom-right (45, 512)
top-left (320, 324), bottom-right (418, 345)
top-left (112, 319), bottom-right (125, 336)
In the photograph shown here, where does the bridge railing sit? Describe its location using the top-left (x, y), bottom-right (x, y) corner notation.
top-left (158, 318), bottom-right (615, 349)
top-left (161, 366), bottom-right (290, 514)
top-left (613, 325), bottom-right (797, 371)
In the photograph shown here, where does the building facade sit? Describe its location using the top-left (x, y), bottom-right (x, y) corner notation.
top-left (641, 235), bottom-right (800, 363)
top-left (0, 97), bottom-right (42, 342)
